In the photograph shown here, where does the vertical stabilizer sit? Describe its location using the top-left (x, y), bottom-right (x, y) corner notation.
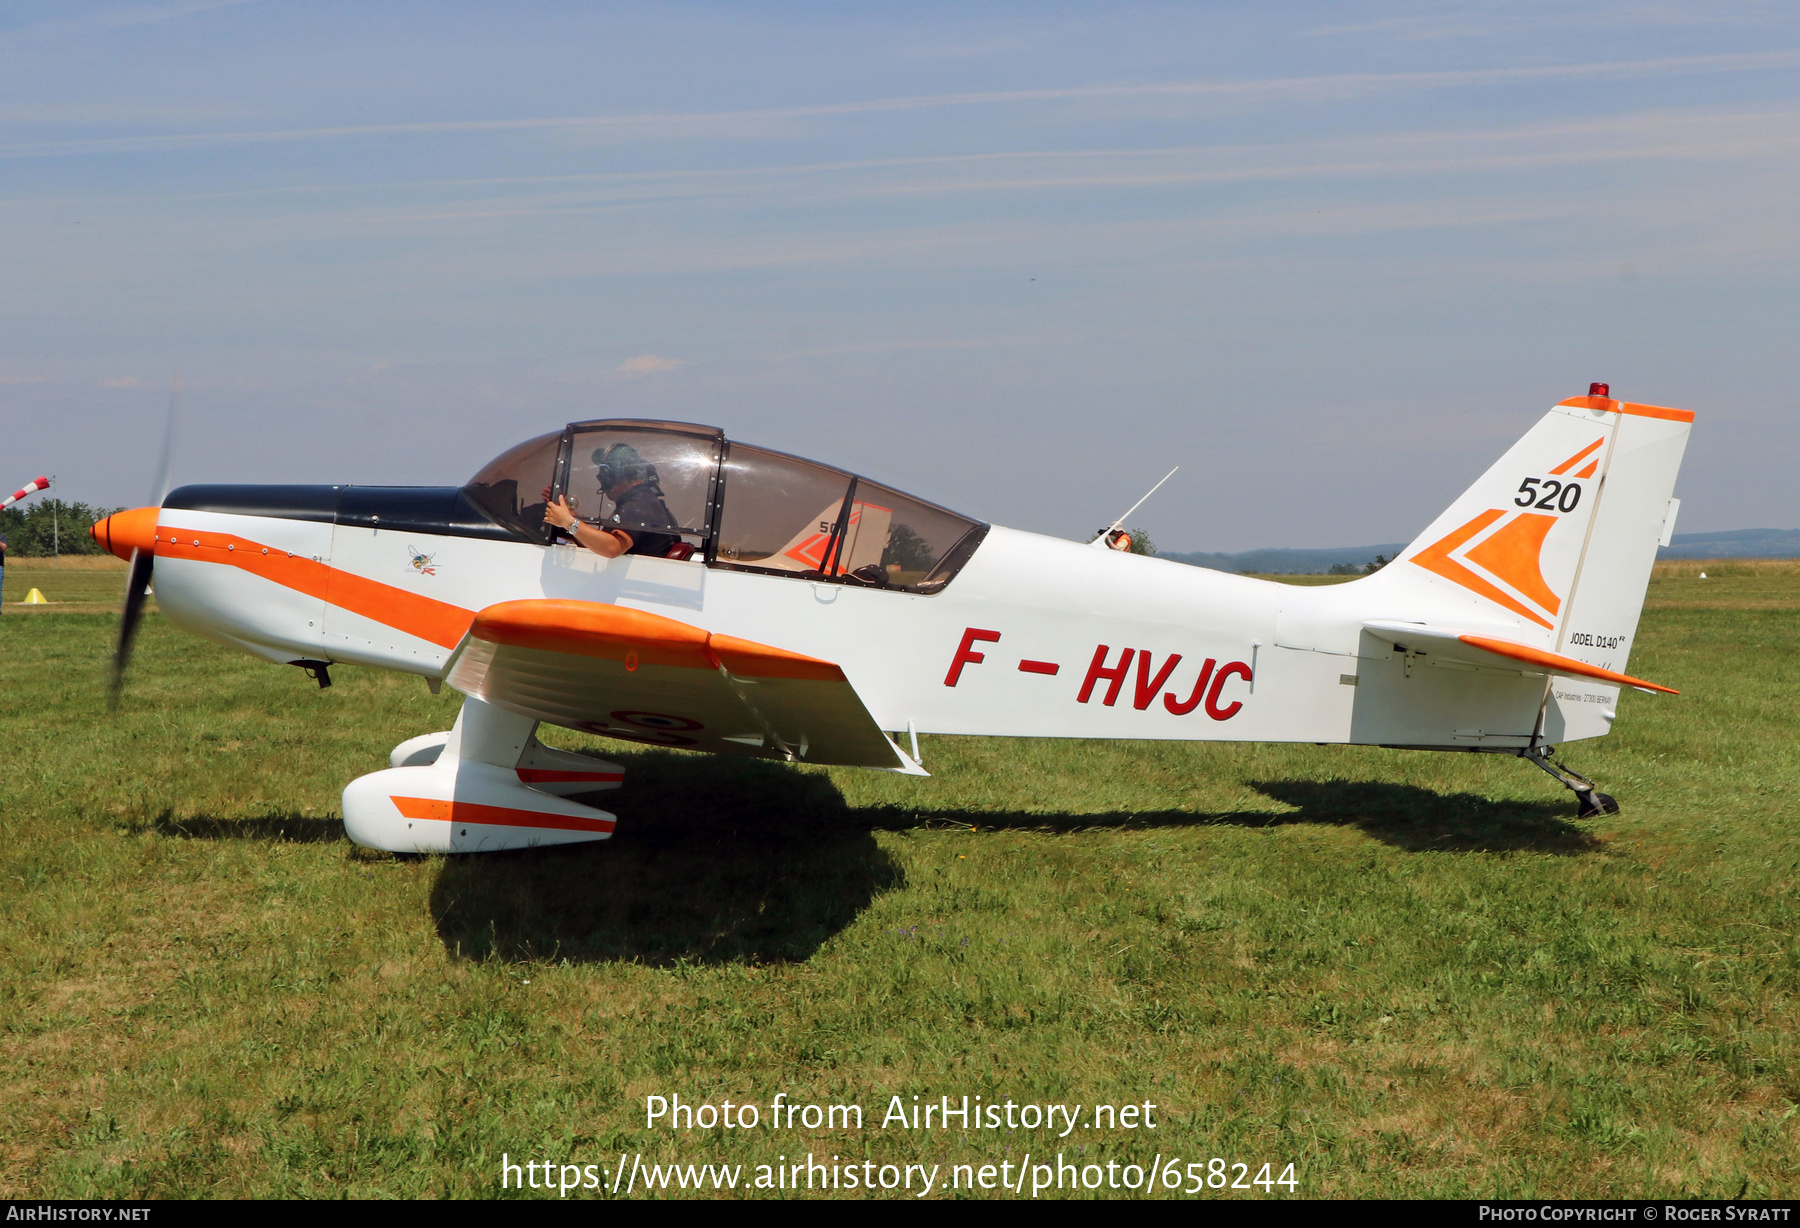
top-left (1363, 390), bottom-right (1691, 742)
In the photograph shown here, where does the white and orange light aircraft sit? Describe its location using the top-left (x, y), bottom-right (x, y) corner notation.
top-left (91, 384), bottom-right (1690, 853)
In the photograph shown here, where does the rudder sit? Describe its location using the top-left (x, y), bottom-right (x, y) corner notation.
top-left (1542, 393), bottom-right (1691, 736)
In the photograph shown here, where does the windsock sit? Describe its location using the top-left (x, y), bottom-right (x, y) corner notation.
top-left (1, 476), bottom-right (49, 510)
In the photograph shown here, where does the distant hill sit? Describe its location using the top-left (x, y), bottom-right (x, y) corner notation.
top-left (1658, 528), bottom-right (1800, 559)
top-left (1159, 529), bottom-right (1800, 574)
top-left (1157, 544), bottom-right (1405, 575)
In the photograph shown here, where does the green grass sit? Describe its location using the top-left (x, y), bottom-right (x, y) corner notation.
top-left (3, 555), bottom-right (136, 612)
top-left (1, 567), bottom-right (1796, 1198)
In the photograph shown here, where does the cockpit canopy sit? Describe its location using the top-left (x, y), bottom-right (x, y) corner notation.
top-left (465, 420), bottom-right (987, 594)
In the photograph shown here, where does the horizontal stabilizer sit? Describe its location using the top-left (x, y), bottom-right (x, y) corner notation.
top-left (445, 599), bottom-right (906, 768)
top-left (1362, 620), bottom-right (1677, 695)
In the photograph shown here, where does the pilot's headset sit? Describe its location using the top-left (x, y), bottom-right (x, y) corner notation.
top-left (593, 443), bottom-right (657, 493)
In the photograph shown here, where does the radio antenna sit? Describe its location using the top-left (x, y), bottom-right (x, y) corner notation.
top-left (1090, 466), bottom-right (1179, 547)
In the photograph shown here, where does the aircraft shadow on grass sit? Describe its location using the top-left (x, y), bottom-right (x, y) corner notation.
top-left (139, 810), bottom-right (344, 843)
top-left (150, 751), bottom-right (1600, 968)
top-left (874, 778), bottom-right (1602, 856)
top-left (426, 752), bottom-right (1600, 967)
top-left (429, 750), bottom-right (906, 968)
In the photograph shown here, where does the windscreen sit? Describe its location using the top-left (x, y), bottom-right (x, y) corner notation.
top-left (463, 430), bottom-right (561, 541)
top-left (836, 479), bottom-right (986, 593)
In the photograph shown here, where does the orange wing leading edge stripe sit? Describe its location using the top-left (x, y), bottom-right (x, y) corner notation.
top-left (472, 599), bottom-right (712, 667)
top-left (470, 598), bottom-right (846, 682)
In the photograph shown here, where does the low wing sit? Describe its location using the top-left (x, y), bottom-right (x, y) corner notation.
top-left (445, 599), bottom-right (909, 768)
top-left (1362, 620), bottom-right (1677, 695)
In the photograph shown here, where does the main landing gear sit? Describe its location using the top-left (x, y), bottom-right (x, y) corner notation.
top-left (1520, 745), bottom-right (1620, 819)
top-left (342, 695), bottom-right (625, 853)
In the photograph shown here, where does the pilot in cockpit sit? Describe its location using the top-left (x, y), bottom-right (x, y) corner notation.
top-left (545, 443), bottom-right (681, 559)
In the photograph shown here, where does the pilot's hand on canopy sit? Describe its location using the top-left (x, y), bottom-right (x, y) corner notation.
top-left (546, 495), bottom-right (628, 558)
top-left (545, 496), bottom-right (578, 530)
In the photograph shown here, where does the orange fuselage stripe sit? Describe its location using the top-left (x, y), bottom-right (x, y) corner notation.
top-left (152, 528), bottom-right (841, 676)
top-left (153, 528), bottom-right (475, 649)
top-left (390, 794), bottom-right (616, 833)
top-left (1458, 634), bottom-right (1677, 695)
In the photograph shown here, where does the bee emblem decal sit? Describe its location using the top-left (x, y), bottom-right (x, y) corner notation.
top-left (406, 546), bottom-right (438, 577)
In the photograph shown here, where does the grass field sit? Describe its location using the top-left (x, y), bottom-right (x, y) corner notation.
top-left (1, 560), bottom-right (1796, 1198)
top-left (2, 555), bottom-right (136, 614)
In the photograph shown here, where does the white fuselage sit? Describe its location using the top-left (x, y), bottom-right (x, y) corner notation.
top-left (150, 509), bottom-right (1616, 754)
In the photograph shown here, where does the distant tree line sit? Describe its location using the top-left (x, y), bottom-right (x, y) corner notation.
top-left (1327, 554), bottom-right (1391, 576)
top-left (1091, 527), bottom-right (1157, 556)
top-left (0, 499), bottom-right (123, 556)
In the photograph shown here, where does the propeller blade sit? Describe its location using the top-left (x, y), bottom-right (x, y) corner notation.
top-left (109, 375), bottom-right (180, 708)
top-left (151, 373), bottom-right (179, 503)
top-left (109, 548), bottom-right (155, 710)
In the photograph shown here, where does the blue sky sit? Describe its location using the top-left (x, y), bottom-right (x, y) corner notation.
top-left (3, 2), bottom-right (1796, 550)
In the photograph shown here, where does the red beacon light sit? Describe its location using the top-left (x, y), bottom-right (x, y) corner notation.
top-left (1588, 382), bottom-right (1610, 397)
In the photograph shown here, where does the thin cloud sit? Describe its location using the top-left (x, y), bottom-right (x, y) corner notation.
top-left (5, 0), bottom-right (258, 40)
top-left (814, 108), bottom-right (1800, 203)
top-left (26, 103), bottom-right (1794, 211)
top-left (6, 48), bottom-right (1800, 158)
top-left (902, 35), bottom-right (1035, 60)
top-left (100, 376), bottom-right (143, 387)
top-left (0, 102), bottom-right (245, 126)
top-left (0, 374), bottom-right (48, 384)
top-left (614, 354), bottom-right (681, 376)
top-left (28, 106), bottom-right (1789, 286)
top-left (114, 105), bottom-right (1792, 227)
top-left (767, 336), bottom-right (1045, 361)
top-left (1306, 3), bottom-right (1784, 40)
